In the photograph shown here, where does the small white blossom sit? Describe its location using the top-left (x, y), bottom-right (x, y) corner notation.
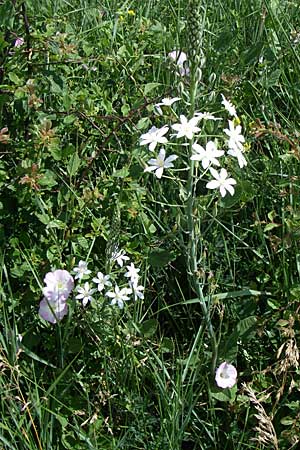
top-left (195, 112), bottom-right (221, 121)
top-left (140, 125), bottom-right (169, 152)
top-left (106, 285), bottom-right (132, 309)
top-left (224, 120), bottom-right (245, 152)
top-left (92, 272), bottom-right (112, 292)
top-left (154, 97), bottom-right (181, 115)
top-left (168, 50), bottom-right (189, 76)
top-left (191, 141), bottom-right (224, 169)
top-left (144, 148), bottom-right (178, 179)
top-left (228, 147), bottom-right (247, 168)
top-left (73, 260), bottom-right (91, 280)
top-left (111, 250), bottom-right (130, 267)
top-left (125, 263), bottom-right (140, 283)
top-left (171, 115), bottom-right (200, 140)
top-left (215, 362), bottom-right (237, 389)
top-left (130, 280), bottom-right (145, 300)
top-left (206, 168), bottom-right (237, 197)
top-left (76, 282), bottom-right (96, 306)
top-left (221, 94), bottom-right (237, 117)
top-left (155, 97), bottom-right (181, 107)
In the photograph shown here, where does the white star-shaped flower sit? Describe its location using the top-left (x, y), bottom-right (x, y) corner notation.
top-left (73, 261), bottom-right (91, 280)
top-left (195, 112), bottom-right (221, 121)
top-left (140, 125), bottom-right (169, 152)
top-left (76, 282), bottom-right (96, 306)
top-left (125, 263), bottom-right (140, 283)
top-left (224, 120), bottom-right (245, 151)
top-left (221, 94), bottom-right (237, 117)
top-left (154, 97), bottom-right (181, 115)
top-left (92, 272), bottom-right (112, 292)
top-left (228, 147), bottom-right (247, 168)
top-left (129, 280), bottom-right (145, 300)
top-left (144, 148), bottom-right (178, 179)
top-left (171, 115), bottom-right (200, 140)
top-left (105, 285), bottom-right (132, 309)
top-left (206, 168), bottom-right (237, 197)
top-left (190, 141), bottom-right (224, 169)
top-left (111, 250), bottom-right (130, 267)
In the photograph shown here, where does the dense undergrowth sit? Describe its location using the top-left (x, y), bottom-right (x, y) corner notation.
top-left (1, 0), bottom-right (300, 449)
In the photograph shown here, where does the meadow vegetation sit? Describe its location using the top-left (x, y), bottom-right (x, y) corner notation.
top-left (0, 0), bottom-right (300, 449)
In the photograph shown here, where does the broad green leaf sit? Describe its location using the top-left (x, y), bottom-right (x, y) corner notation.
top-left (149, 248), bottom-right (176, 267)
top-left (67, 152), bottom-right (81, 177)
top-left (143, 82), bottom-right (161, 95)
top-left (140, 319), bottom-right (158, 337)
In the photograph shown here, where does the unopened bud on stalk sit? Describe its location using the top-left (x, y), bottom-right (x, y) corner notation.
top-left (187, 0), bottom-right (202, 65)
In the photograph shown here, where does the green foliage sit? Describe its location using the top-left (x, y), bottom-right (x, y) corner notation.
top-left (1, 0), bottom-right (300, 449)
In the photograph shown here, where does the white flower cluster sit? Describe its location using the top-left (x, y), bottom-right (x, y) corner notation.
top-left (38, 256), bottom-right (144, 323)
top-left (73, 255), bottom-right (144, 310)
top-left (140, 93), bottom-right (247, 197)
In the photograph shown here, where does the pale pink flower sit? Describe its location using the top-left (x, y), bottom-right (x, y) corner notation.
top-left (215, 362), bottom-right (237, 388)
top-left (39, 298), bottom-right (68, 324)
top-left (43, 269), bottom-right (74, 301)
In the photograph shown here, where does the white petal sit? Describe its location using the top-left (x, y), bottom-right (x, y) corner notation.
top-left (155, 167), bottom-right (164, 178)
top-left (206, 180), bottom-right (220, 190)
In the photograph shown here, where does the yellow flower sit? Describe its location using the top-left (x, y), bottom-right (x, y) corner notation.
top-left (127, 10), bottom-right (135, 16)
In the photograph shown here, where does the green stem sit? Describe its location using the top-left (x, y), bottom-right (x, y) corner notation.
top-left (186, 65), bottom-right (218, 377)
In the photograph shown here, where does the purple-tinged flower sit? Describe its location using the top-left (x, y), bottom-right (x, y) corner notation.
top-left (14, 37), bottom-right (24, 48)
top-left (215, 362), bottom-right (237, 388)
top-left (43, 269), bottom-right (74, 301)
top-left (39, 298), bottom-right (68, 324)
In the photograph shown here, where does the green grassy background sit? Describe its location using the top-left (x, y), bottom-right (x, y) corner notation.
top-left (1, 0), bottom-right (300, 449)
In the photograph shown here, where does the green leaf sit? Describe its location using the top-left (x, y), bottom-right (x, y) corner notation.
top-left (148, 248), bottom-right (176, 267)
top-left (160, 337), bottom-right (174, 353)
top-left (139, 319), bottom-right (158, 337)
top-left (46, 219), bottom-right (66, 229)
top-left (39, 170), bottom-right (57, 188)
top-left (237, 316), bottom-right (257, 340)
top-left (112, 167), bottom-right (129, 178)
top-left (8, 72), bottom-right (22, 85)
top-left (263, 222), bottom-right (281, 232)
top-left (67, 152), bottom-right (81, 177)
top-left (143, 82), bottom-right (161, 95)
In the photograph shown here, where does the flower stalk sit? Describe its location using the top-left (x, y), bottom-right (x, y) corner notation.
top-left (186, 0), bottom-right (218, 376)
